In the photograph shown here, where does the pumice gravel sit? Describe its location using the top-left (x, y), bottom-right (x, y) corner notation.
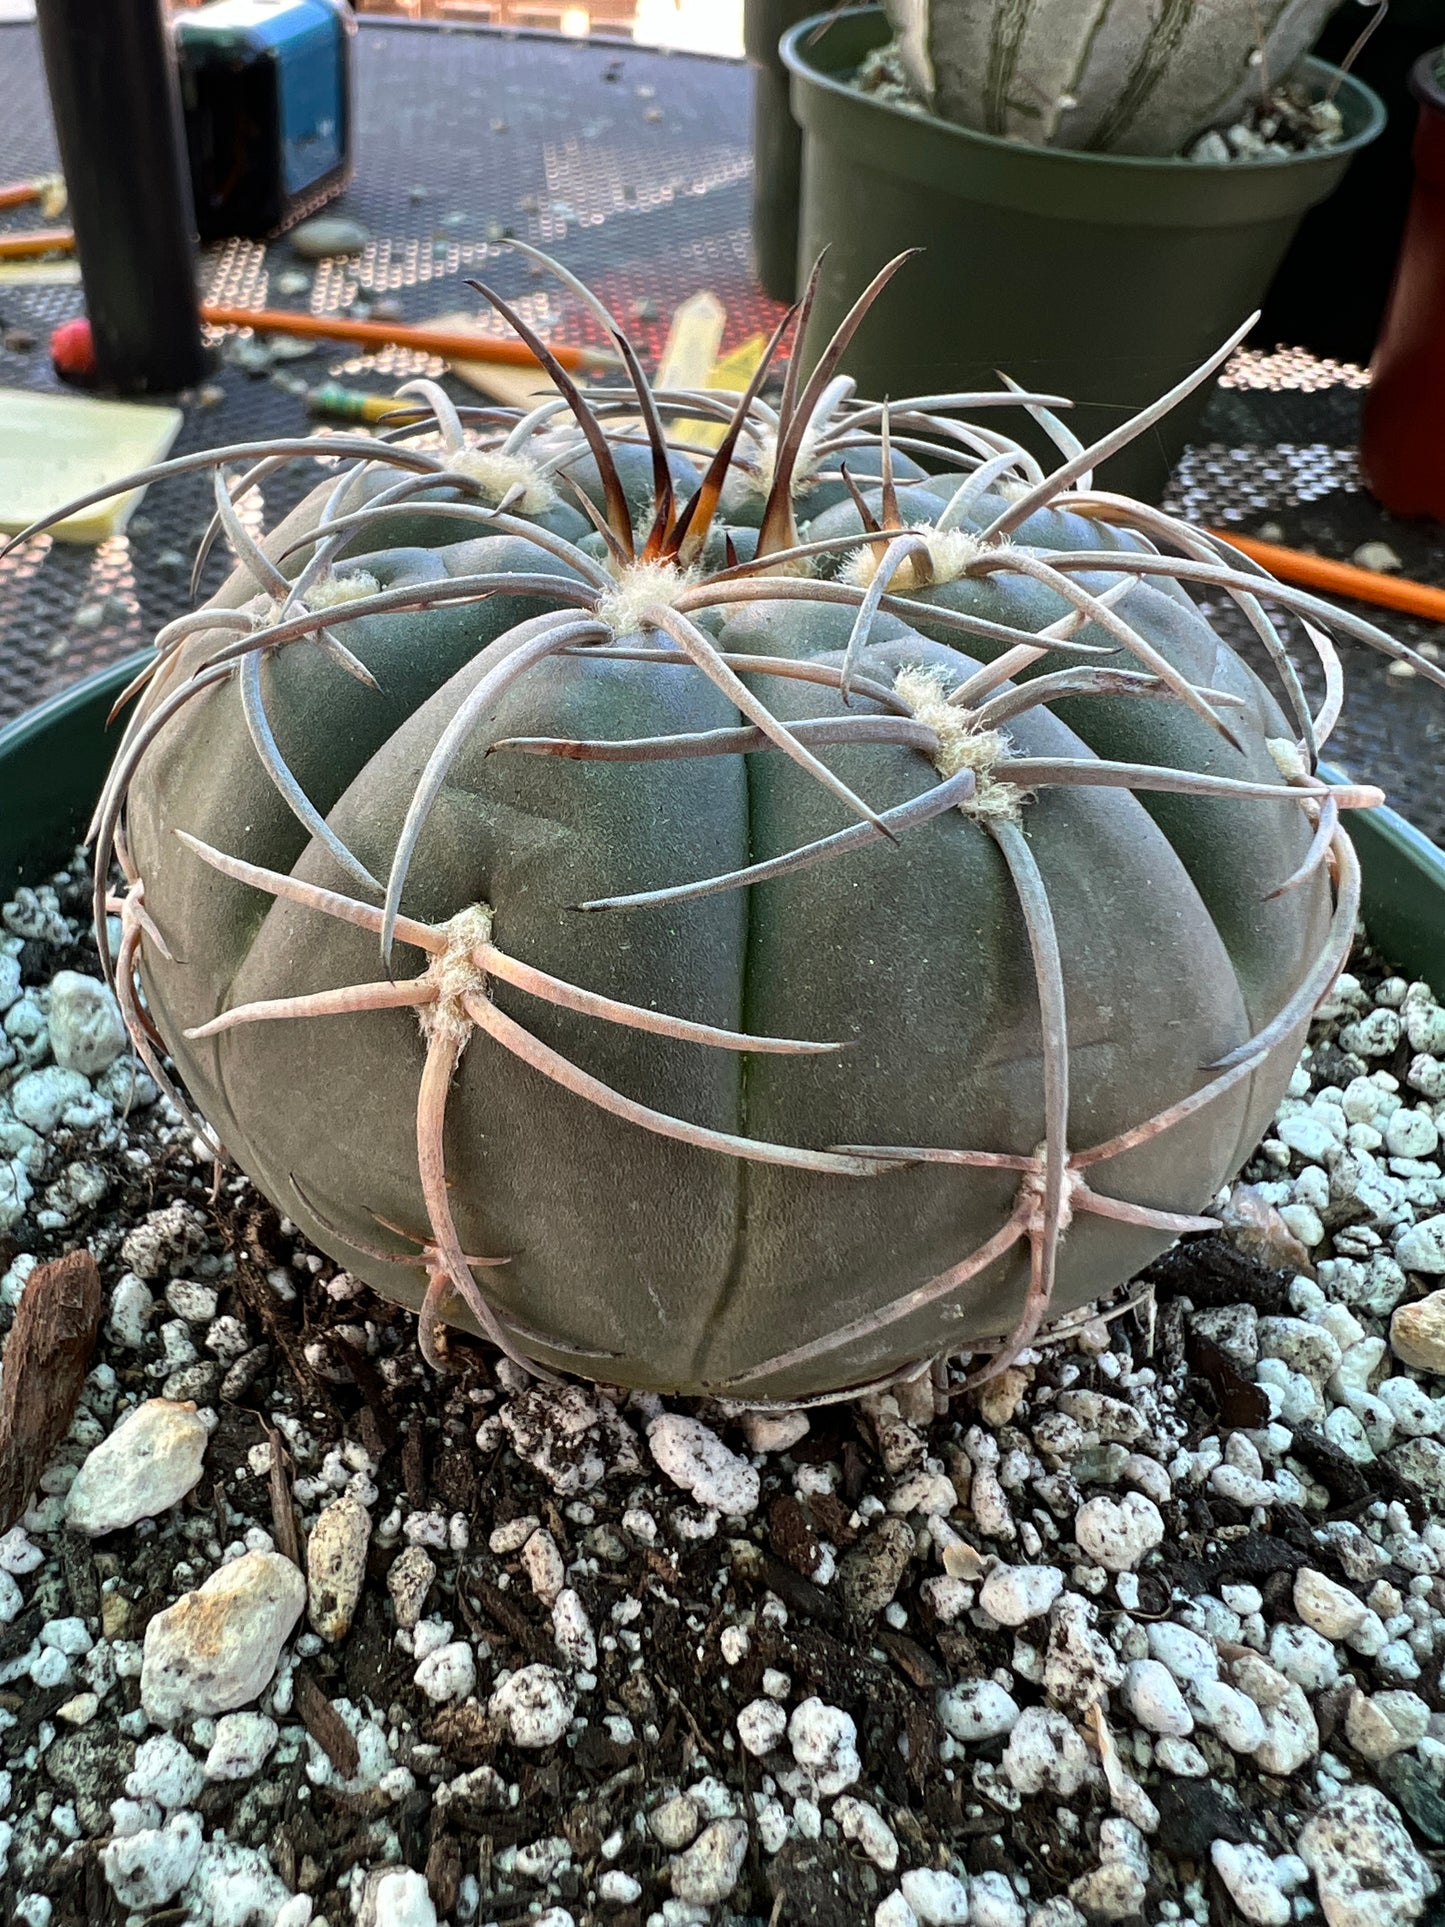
top-left (4, 853), bottom-right (1445, 1925)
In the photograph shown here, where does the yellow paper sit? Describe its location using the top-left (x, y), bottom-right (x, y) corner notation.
top-left (675, 331), bottom-right (770, 452)
top-left (0, 387), bottom-right (183, 543)
top-left (655, 290), bottom-right (726, 393)
top-left (0, 260), bottom-right (81, 287)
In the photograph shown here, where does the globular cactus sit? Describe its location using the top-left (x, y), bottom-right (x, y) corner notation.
top-left (882, 0), bottom-right (1344, 155)
top-left (13, 252), bottom-right (1435, 1406)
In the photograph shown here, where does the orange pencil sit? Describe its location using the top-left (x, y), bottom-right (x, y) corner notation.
top-left (0, 173), bottom-right (63, 212)
top-left (0, 228), bottom-right (75, 259)
top-left (1208, 529), bottom-right (1445, 628)
top-left (199, 301), bottom-right (621, 373)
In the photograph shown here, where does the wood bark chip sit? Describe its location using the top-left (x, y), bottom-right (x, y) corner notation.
top-left (401, 1424), bottom-right (427, 1509)
top-left (1183, 1326), bottom-right (1270, 1430)
top-left (263, 1421), bottom-right (301, 1568)
top-left (294, 1668), bottom-right (361, 1780)
top-left (0, 1249), bottom-right (102, 1534)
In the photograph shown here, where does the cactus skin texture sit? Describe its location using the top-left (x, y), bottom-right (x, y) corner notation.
top-left (882, 0), bottom-right (1343, 156)
top-left (12, 252), bottom-right (1436, 1406)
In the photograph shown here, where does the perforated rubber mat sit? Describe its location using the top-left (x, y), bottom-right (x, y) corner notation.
top-left (0, 16), bottom-right (1441, 843)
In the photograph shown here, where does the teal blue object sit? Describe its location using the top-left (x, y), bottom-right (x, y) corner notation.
top-left (176, 0), bottom-right (355, 240)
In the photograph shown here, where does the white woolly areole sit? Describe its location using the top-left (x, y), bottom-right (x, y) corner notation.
top-left (1266, 736), bottom-right (1309, 783)
top-left (737, 420), bottom-right (825, 505)
top-left (419, 903), bottom-right (495, 1045)
top-left (843, 524), bottom-right (985, 593)
top-left (306, 569), bottom-right (381, 610)
top-left (595, 560), bottom-right (697, 637)
top-left (895, 666), bottom-right (1023, 822)
top-left (448, 447), bottom-right (557, 516)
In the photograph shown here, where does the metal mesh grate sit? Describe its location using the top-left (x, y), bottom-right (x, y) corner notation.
top-left (1, 17), bottom-right (1442, 843)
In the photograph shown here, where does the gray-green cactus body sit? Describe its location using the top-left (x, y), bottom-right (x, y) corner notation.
top-left (126, 470), bottom-right (1326, 1399)
top-left (883, 0), bottom-right (1342, 155)
top-left (548, 438), bottom-right (702, 534)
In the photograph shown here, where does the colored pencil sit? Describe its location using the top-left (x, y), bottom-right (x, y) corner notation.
top-left (1208, 529), bottom-right (1445, 628)
top-left (199, 301), bottom-right (621, 373)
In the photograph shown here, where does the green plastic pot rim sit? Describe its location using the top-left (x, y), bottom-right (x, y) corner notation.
top-left (0, 650), bottom-right (150, 761)
top-left (782, 8), bottom-right (1387, 227)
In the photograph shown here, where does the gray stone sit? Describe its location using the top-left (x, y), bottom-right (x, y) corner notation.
top-left (386, 1544), bottom-right (436, 1630)
top-left (1388, 1436), bottom-right (1445, 1503)
top-left (66, 1399), bottom-right (208, 1537)
top-left (838, 1516), bottom-right (915, 1619)
top-left (141, 1551), bottom-right (305, 1722)
top-left (307, 1494), bottom-right (370, 1643)
top-left (290, 215), bottom-right (370, 259)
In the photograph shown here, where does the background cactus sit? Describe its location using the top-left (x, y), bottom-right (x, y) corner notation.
top-left (882, 0), bottom-right (1345, 154)
top-left (13, 255), bottom-right (1435, 1406)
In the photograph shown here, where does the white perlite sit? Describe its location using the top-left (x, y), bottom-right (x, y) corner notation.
top-left (372, 1867), bottom-right (438, 1927)
top-left (414, 1641), bottom-right (476, 1704)
top-left (204, 1711), bottom-right (279, 1781)
top-left (788, 1697), bottom-right (861, 1796)
top-left (65, 1399), bottom-right (208, 1537)
top-left (670, 1817), bottom-right (749, 1905)
top-left (1074, 1493), bottom-right (1164, 1571)
top-left (1002, 1707), bottom-right (1095, 1796)
top-left (937, 1679), bottom-right (1020, 1743)
top-left (126, 1733), bottom-right (204, 1809)
top-left (1211, 1843), bottom-right (1293, 1927)
top-left (101, 1812), bottom-right (203, 1911)
top-left (899, 1869), bottom-right (970, 1925)
top-left (141, 1551), bottom-right (305, 1723)
top-left (551, 1589), bottom-right (597, 1672)
top-left (737, 1698), bottom-right (787, 1756)
top-left (979, 1562), bottom-right (1064, 1625)
top-left (647, 1413), bottom-right (760, 1514)
top-left (1121, 1660), bottom-right (1193, 1736)
top-left (489, 1664), bottom-right (574, 1747)
top-left (835, 1796), bottom-right (900, 1873)
top-left (1298, 1786), bottom-right (1437, 1927)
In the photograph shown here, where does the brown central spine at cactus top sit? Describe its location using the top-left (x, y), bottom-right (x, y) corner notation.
top-left (8, 250), bottom-right (1434, 1405)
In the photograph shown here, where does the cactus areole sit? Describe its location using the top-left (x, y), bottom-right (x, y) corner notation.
top-left (19, 252), bottom-right (1436, 1405)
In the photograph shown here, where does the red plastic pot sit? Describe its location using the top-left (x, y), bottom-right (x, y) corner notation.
top-left (1362, 51), bottom-right (1445, 518)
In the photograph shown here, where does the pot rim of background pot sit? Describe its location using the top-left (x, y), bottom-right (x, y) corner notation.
top-left (781, 7), bottom-right (1386, 228)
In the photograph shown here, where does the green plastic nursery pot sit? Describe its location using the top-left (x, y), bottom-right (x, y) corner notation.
top-left (781, 9), bottom-right (1386, 502)
top-left (0, 656), bottom-right (150, 894)
top-left (2, 653), bottom-right (1444, 1025)
top-left (745, 0), bottom-right (820, 302)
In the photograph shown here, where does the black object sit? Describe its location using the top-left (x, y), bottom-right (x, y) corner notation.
top-left (1258, 0), bottom-right (1445, 364)
top-left (176, 0), bottom-right (356, 242)
top-left (745, 0), bottom-right (817, 302)
top-left (33, 0), bottom-right (208, 394)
